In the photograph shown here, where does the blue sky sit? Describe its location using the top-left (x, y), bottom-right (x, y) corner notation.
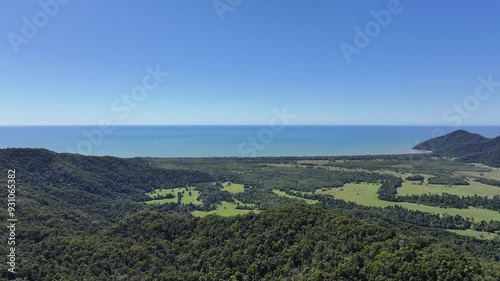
top-left (1, 0), bottom-right (500, 125)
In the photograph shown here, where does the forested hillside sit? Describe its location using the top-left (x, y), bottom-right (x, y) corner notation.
top-left (13, 205), bottom-right (500, 280)
top-left (1, 148), bottom-right (500, 280)
top-left (0, 148), bottom-right (215, 251)
top-left (413, 130), bottom-right (500, 167)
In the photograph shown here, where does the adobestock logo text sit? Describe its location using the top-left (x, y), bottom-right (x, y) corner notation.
top-left (65, 65), bottom-right (169, 155)
top-left (7, 0), bottom-right (71, 54)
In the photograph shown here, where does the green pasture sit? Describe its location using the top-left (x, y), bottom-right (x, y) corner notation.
top-left (272, 189), bottom-right (319, 204)
top-left (221, 182), bottom-right (245, 194)
top-left (314, 183), bottom-right (500, 223)
top-left (447, 229), bottom-right (499, 240)
top-left (398, 181), bottom-right (500, 198)
top-left (192, 201), bottom-right (260, 217)
top-left (145, 187), bottom-right (202, 205)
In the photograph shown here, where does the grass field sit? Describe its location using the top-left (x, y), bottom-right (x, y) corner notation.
top-left (314, 183), bottom-right (500, 222)
top-left (447, 229), bottom-right (500, 240)
top-left (316, 183), bottom-right (392, 207)
top-left (456, 164), bottom-right (500, 181)
top-left (272, 189), bottom-right (319, 204)
top-left (398, 181), bottom-right (500, 198)
top-left (221, 182), bottom-right (245, 194)
top-left (297, 160), bottom-right (329, 166)
top-left (327, 166), bottom-right (370, 173)
top-left (146, 183), bottom-right (259, 217)
top-left (192, 201), bottom-right (261, 217)
top-left (145, 187), bottom-right (202, 205)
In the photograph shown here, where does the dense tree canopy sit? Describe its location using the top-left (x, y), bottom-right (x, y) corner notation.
top-left (1, 148), bottom-right (499, 280)
top-left (8, 205), bottom-right (500, 281)
top-left (413, 130), bottom-right (500, 167)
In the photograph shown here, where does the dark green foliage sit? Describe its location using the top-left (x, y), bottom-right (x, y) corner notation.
top-left (235, 205), bottom-right (254, 210)
top-left (1, 148), bottom-right (500, 280)
top-left (406, 175), bottom-right (425, 181)
top-left (152, 193), bottom-right (176, 200)
top-left (238, 167), bottom-right (383, 192)
top-left (376, 177), bottom-right (403, 201)
top-left (9, 205), bottom-right (500, 281)
top-left (177, 192), bottom-right (183, 204)
top-left (315, 195), bottom-right (473, 230)
top-left (413, 130), bottom-right (500, 167)
top-left (330, 157), bottom-right (488, 177)
top-left (0, 148), bottom-right (214, 200)
top-left (428, 176), bottom-right (470, 185)
top-left (397, 193), bottom-right (500, 213)
top-left (234, 185), bottom-right (300, 209)
top-left (476, 177), bottom-right (500, 187)
top-left (0, 148), bottom-right (215, 244)
top-left (195, 182), bottom-right (234, 208)
top-left (414, 130), bottom-right (489, 152)
top-left (475, 220), bottom-right (500, 232)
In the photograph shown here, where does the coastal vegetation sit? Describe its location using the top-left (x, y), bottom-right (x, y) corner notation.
top-left (413, 130), bottom-right (500, 167)
top-left (1, 135), bottom-right (500, 279)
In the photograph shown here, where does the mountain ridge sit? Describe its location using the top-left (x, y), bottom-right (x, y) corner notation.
top-left (413, 130), bottom-right (500, 167)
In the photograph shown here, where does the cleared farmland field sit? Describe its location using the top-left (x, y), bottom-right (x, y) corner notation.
top-left (145, 187), bottom-right (202, 205)
top-left (314, 183), bottom-right (500, 223)
top-left (398, 181), bottom-right (500, 198)
top-left (192, 201), bottom-right (260, 217)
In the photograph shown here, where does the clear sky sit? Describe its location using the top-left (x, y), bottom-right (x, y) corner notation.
top-left (1, 0), bottom-right (500, 125)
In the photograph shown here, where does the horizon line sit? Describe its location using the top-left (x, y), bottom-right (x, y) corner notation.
top-left (1, 124), bottom-right (500, 127)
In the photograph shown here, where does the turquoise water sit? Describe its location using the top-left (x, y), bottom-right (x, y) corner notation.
top-left (0, 126), bottom-right (499, 157)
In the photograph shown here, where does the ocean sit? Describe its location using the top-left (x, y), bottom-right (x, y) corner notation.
top-left (0, 126), bottom-right (499, 158)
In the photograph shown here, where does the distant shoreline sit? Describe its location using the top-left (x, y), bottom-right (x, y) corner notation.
top-left (1, 126), bottom-right (498, 158)
top-left (411, 149), bottom-right (432, 154)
